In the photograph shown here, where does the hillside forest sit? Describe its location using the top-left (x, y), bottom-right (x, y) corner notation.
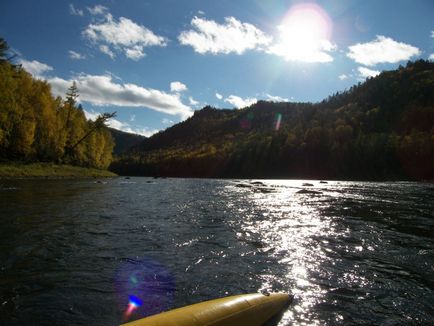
top-left (111, 60), bottom-right (434, 180)
top-left (0, 38), bottom-right (114, 169)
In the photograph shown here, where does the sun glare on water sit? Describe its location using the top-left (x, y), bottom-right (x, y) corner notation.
top-left (270, 4), bottom-right (335, 63)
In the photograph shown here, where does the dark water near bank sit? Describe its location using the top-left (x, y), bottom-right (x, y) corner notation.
top-left (0, 178), bottom-right (433, 325)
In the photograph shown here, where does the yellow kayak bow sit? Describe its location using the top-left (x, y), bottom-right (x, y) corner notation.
top-left (121, 293), bottom-right (292, 326)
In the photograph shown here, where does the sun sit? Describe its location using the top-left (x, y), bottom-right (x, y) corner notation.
top-left (270, 4), bottom-right (335, 63)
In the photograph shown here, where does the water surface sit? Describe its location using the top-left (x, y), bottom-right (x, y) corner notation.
top-left (1, 178), bottom-right (433, 325)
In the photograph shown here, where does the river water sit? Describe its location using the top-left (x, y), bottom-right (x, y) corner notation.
top-left (0, 178), bottom-right (433, 325)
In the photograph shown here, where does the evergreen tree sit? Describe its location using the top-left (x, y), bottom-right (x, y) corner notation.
top-left (65, 81), bottom-right (79, 107)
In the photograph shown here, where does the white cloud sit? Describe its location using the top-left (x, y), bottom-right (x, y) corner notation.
top-left (358, 66), bottom-right (380, 79)
top-left (69, 4), bottom-right (84, 16)
top-left (68, 50), bottom-right (86, 60)
top-left (99, 45), bottom-right (115, 59)
top-left (19, 59), bottom-right (53, 78)
top-left (224, 95), bottom-right (257, 109)
top-left (428, 53), bottom-right (434, 61)
top-left (106, 117), bottom-right (128, 131)
top-left (131, 128), bottom-right (160, 137)
top-left (162, 118), bottom-right (174, 125)
top-left (266, 94), bottom-right (289, 102)
top-left (83, 109), bottom-right (100, 122)
top-left (170, 81), bottom-right (188, 92)
top-left (48, 74), bottom-right (193, 119)
top-left (338, 74), bottom-right (348, 80)
top-left (130, 114), bottom-right (136, 122)
top-left (179, 16), bottom-right (272, 55)
top-left (47, 76), bottom-right (73, 97)
top-left (125, 45), bottom-right (145, 60)
top-left (108, 119), bottom-right (158, 137)
top-left (134, 128), bottom-right (160, 137)
top-left (347, 35), bottom-right (420, 66)
top-left (431, 31), bottom-right (434, 38)
top-left (83, 110), bottom-right (159, 136)
top-left (215, 93), bottom-right (223, 100)
top-left (189, 96), bottom-right (199, 106)
top-left (83, 10), bottom-right (167, 60)
top-left (179, 14), bottom-right (336, 63)
top-left (104, 70), bottom-right (122, 82)
top-left (87, 5), bottom-right (109, 16)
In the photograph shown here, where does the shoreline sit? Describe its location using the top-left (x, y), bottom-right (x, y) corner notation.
top-left (0, 162), bottom-right (117, 178)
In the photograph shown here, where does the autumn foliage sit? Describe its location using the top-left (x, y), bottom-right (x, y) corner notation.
top-left (0, 38), bottom-right (114, 169)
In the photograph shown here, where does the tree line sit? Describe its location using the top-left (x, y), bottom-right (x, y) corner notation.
top-left (0, 38), bottom-right (114, 169)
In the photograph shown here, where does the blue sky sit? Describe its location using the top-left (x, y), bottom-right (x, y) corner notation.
top-left (1, 0), bottom-right (433, 136)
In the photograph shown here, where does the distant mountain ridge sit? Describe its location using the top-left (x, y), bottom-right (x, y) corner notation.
top-left (110, 60), bottom-right (434, 180)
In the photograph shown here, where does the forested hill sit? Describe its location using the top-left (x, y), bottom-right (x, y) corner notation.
top-left (110, 60), bottom-right (434, 180)
top-left (109, 128), bottom-right (146, 155)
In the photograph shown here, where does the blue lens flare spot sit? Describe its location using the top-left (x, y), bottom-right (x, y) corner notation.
top-left (129, 295), bottom-right (142, 307)
top-left (115, 257), bottom-right (175, 322)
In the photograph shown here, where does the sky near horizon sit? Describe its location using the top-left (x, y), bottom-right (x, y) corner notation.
top-left (1, 0), bottom-right (433, 136)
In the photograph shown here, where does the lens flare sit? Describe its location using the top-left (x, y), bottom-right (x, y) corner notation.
top-left (275, 113), bottom-right (282, 131)
top-left (129, 295), bottom-right (142, 307)
top-left (124, 295), bottom-right (143, 320)
top-left (240, 112), bottom-right (254, 129)
top-left (115, 257), bottom-right (175, 323)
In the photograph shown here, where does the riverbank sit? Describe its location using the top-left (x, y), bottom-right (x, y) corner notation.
top-left (0, 162), bottom-right (117, 178)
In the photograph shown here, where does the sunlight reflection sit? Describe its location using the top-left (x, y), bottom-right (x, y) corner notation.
top-left (232, 180), bottom-right (337, 325)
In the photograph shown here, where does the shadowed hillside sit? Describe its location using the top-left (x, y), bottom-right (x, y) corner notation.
top-left (109, 128), bottom-right (146, 155)
top-left (110, 60), bottom-right (434, 180)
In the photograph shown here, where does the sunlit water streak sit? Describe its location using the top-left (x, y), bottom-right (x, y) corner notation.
top-left (0, 178), bottom-right (433, 325)
top-left (225, 181), bottom-right (338, 325)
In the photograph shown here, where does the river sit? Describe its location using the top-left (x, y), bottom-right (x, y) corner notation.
top-left (0, 178), bottom-right (433, 325)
